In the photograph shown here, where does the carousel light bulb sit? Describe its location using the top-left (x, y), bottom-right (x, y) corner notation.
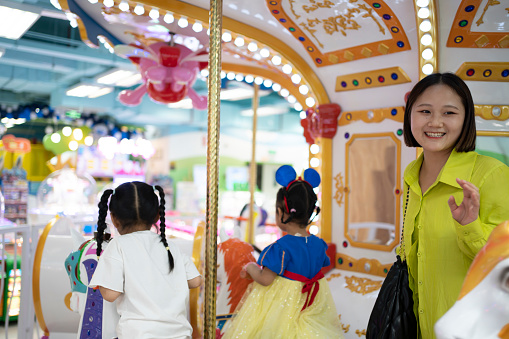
top-left (309, 225), bottom-right (319, 235)
top-left (299, 111), bottom-right (307, 119)
top-left (133, 4), bottom-right (145, 15)
top-left (201, 69), bottom-right (209, 77)
top-left (263, 79), bottom-right (272, 87)
top-left (222, 32), bottom-right (232, 42)
top-left (310, 157), bottom-right (320, 168)
top-left (418, 7), bottom-right (430, 19)
top-left (149, 8), bottom-right (159, 20)
top-left (280, 88), bottom-right (290, 97)
top-left (271, 55), bottom-right (282, 65)
top-left (420, 20), bottom-right (432, 32)
top-left (299, 85), bottom-right (309, 95)
top-left (192, 22), bottom-right (203, 32)
top-left (51, 133), bottom-right (61, 143)
top-left (221, 71), bottom-right (226, 79)
top-left (287, 96), bottom-right (296, 104)
top-left (416, 0), bottom-right (429, 7)
top-left (247, 42), bottom-right (258, 52)
top-left (163, 13), bottom-right (174, 24)
top-left (294, 103), bottom-right (303, 111)
top-left (306, 97), bottom-right (316, 107)
top-left (282, 64), bottom-right (292, 74)
top-left (227, 72), bottom-right (235, 80)
top-left (178, 17), bottom-right (188, 28)
top-left (260, 48), bottom-right (270, 58)
top-left (84, 136), bottom-right (94, 146)
top-left (62, 126), bottom-right (72, 136)
top-left (422, 48), bottom-right (433, 60)
top-left (422, 63), bottom-right (434, 75)
top-left (234, 37), bottom-right (245, 47)
top-left (421, 34), bottom-right (432, 46)
top-left (235, 74), bottom-right (244, 82)
top-left (272, 83), bottom-right (281, 92)
top-left (291, 74), bottom-right (301, 84)
top-left (73, 128), bottom-right (83, 141)
top-left (88, 0), bottom-right (98, 4)
top-left (254, 77), bottom-right (263, 85)
top-left (310, 144), bottom-right (320, 154)
top-left (69, 140), bottom-right (79, 151)
top-left (245, 75), bottom-right (254, 83)
top-left (119, 1), bottom-right (129, 11)
top-left (102, 0), bottom-right (113, 7)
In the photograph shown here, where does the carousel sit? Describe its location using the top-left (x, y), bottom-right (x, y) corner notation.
top-left (30, 0), bottom-right (509, 338)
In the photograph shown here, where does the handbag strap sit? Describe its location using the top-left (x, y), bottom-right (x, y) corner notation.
top-left (399, 186), bottom-right (410, 261)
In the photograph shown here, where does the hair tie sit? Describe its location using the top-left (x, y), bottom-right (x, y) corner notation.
top-left (165, 246), bottom-right (170, 251)
top-left (290, 208), bottom-right (296, 213)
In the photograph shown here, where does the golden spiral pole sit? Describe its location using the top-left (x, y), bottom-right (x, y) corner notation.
top-left (204, 0), bottom-right (222, 338)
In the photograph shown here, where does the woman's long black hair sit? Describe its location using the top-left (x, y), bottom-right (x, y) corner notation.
top-left (95, 181), bottom-right (174, 272)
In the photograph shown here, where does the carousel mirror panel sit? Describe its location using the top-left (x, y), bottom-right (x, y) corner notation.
top-left (345, 133), bottom-right (401, 251)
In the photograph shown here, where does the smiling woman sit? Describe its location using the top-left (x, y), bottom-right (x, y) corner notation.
top-left (398, 72), bottom-right (509, 339)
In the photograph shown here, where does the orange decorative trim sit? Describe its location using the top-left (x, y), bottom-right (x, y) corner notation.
top-left (338, 106), bottom-right (404, 126)
top-left (456, 62), bottom-right (509, 81)
top-left (189, 221), bottom-right (205, 338)
top-left (334, 172), bottom-right (346, 207)
top-left (344, 132), bottom-right (402, 252)
top-left (356, 329), bottom-right (367, 337)
top-left (32, 216), bottom-right (60, 337)
top-left (326, 272), bottom-right (342, 281)
top-left (266, 0), bottom-right (411, 67)
top-left (335, 252), bottom-right (392, 277)
top-left (475, 104), bottom-right (509, 121)
top-left (447, 0), bottom-right (509, 48)
top-left (335, 67), bottom-right (410, 91)
top-left (344, 275), bottom-right (383, 295)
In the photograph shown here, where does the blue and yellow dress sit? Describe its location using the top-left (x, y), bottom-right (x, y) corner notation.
top-left (223, 234), bottom-right (344, 338)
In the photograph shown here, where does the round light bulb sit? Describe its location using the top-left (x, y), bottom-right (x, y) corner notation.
top-left (62, 126), bottom-right (72, 136)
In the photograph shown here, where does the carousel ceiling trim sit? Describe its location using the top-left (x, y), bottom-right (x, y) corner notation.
top-left (338, 106), bottom-right (404, 126)
top-left (478, 130), bottom-right (509, 137)
top-left (414, 0), bottom-right (438, 79)
top-left (334, 66), bottom-right (410, 92)
top-left (335, 251), bottom-right (392, 278)
top-left (266, 0), bottom-right (411, 67)
top-left (456, 62), bottom-right (509, 81)
top-left (475, 104), bottom-right (509, 121)
top-left (447, 0), bottom-right (509, 48)
top-left (132, 0), bottom-right (329, 105)
top-left (222, 63), bottom-right (312, 110)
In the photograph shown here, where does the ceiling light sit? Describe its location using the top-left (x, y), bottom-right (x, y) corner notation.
top-left (220, 87), bottom-right (270, 101)
top-left (0, 3), bottom-right (41, 40)
top-left (88, 87), bottom-right (113, 98)
top-left (96, 69), bottom-right (137, 85)
top-left (167, 98), bottom-right (193, 109)
top-left (115, 73), bottom-right (142, 87)
top-left (66, 84), bottom-right (113, 98)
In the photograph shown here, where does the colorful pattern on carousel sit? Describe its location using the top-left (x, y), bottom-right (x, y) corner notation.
top-left (456, 62), bottom-right (509, 81)
top-left (335, 67), bottom-right (410, 91)
top-left (266, 0), bottom-right (411, 66)
top-left (344, 275), bottom-right (383, 295)
top-left (337, 106), bottom-right (404, 125)
top-left (335, 252), bottom-right (392, 277)
top-left (447, 0), bottom-right (509, 48)
top-left (474, 104), bottom-right (509, 121)
top-left (334, 172), bottom-right (346, 207)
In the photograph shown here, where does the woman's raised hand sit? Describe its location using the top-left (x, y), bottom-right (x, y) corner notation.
top-left (447, 178), bottom-right (480, 225)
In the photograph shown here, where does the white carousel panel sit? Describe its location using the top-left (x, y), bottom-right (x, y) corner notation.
top-left (281, 0), bottom-right (392, 53)
top-left (470, 0), bottom-right (509, 33)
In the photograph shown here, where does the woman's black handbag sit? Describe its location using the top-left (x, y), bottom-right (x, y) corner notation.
top-left (366, 188), bottom-right (417, 339)
top-left (366, 255), bottom-right (417, 338)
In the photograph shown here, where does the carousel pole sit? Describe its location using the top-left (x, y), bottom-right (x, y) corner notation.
top-left (247, 84), bottom-right (259, 245)
top-left (204, 0), bottom-right (222, 338)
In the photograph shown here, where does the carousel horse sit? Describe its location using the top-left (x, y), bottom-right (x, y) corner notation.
top-left (64, 229), bottom-right (119, 339)
top-left (434, 220), bottom-right (509, 339)
top-left (190, 223), bottom-right (256, 338)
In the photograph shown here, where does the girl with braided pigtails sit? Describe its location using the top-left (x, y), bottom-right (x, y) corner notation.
top-left (223, 166), bottom-right (344, 339)
top-left (89, 181), bottom-right (203, 339)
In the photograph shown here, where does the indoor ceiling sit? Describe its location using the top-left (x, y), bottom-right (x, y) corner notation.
top-left (0, 0), bottom-right (304, 142)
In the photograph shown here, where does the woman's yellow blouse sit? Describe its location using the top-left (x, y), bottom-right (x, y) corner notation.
top-left (402, 149), bottom-right (509, 339)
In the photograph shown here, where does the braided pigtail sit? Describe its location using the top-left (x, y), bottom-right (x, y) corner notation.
top-left (96, 189), bottom-right (114, 257)
top-left (155, 185), bottom-right (174, 272)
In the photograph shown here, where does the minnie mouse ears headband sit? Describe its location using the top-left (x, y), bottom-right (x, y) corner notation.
top-left (275, 165), bottom-right (321, 188)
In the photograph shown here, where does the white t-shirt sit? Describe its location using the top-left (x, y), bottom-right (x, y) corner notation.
top-left (89, 230), bottom-right (201, 339)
